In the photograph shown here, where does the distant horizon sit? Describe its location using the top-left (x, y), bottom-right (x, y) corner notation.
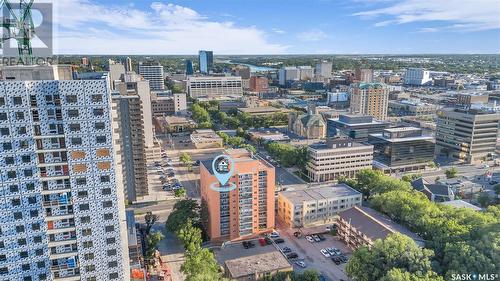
top-left (57, 53), bottom-right (500, 57)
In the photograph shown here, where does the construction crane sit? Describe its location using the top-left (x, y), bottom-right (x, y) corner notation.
top-left (0, 0), bottom-right (35, 65)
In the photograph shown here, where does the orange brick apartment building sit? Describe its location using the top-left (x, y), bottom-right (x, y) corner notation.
top-left (200, 149), bottom-right (276, 241)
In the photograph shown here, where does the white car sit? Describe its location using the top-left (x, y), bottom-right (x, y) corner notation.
top-left (305, 236), bottom-right (315, 243)
top-left (320, 249), bottom-right (331, 258)
top-left (295, 261), bottom-right (306, 268)
top-left (269, 231), bottom-right (280, 238)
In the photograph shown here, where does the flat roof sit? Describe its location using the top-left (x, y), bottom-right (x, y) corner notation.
top-left (369, 133), bottom-right (434, 143)
top-left (280, 183), bottom-right (361, 205)
top-left (225, 251), bottom-right (292, 278)
top-left (339, 206), bottom-right (423, 244)
top-left (238, 106), bottom-right (289, 114)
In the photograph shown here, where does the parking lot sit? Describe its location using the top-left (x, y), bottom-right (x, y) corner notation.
top-left (277, 227), bottom-right (352, 281)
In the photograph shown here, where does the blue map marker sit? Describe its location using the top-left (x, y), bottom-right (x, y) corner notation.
top-left (211, 155), bottom-right (235, 185)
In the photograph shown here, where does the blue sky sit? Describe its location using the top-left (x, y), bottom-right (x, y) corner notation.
top-left (52, 0), bottom-right (500, 54)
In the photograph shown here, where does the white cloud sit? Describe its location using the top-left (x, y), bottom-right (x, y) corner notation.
top-left (353, 0), bottom-right (500, 31)
top-left (272, 28), bottom-right (286, 34)
top-left (49, 0), bottom-right (287, 54)
top-left (297, 29), bottom-right (328, 42)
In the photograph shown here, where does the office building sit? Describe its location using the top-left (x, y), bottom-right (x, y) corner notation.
top-left (315, 61), bottom-right (332, 78)
top-left (185, 60), bottom-right (194, 75)
top-left (187, 76), bottom-right (243, 99)
top-left (198, 50), bottom-right (214, 74)
top-left (388, 99), bottom-right (439, 117)
top-left (200, 149), bottom-right (275, 241)
top-left (327, 114), bottom-right (390, 141)
top-left (349, 82), bottom-right (390, 120)
top-left (368, 127), bottom-right (435, 173)
top-left (0, 65), bottom-right (130, 281)
top-left (112, 78), bottom-right (155, 203)
top-left (404, 68), bottom-right (432, 86)
top-left (190, 129), bottom-right (224, 149)
top-left (355, 67), bottom-right (373, 83)
top-left (435, 107), bottom-right (500, 163)
top-left (306, 138), bottom-right (373, 182)
top-left (326, 91), bottom-right (349, 109)
top-left (298, 66), bottom-right (314, 80)
top-left (138, 60), bottom-right (165, 91)
top-left (151, 92), bottom-right (187, 116)
top-left (277, 183), bottom-right (362, 227)
top-left (278, 67), bottom-right (299, 86)
top-left (125, 57), bottom-right (133, 72)
top-left (288, 103), bottom-right (327, 139)
top-left (249, 76), bottom-right (269, 92)
top-left (107, 59), bottom-right (125, 90)
top-left (234, 66), bottom-right (251, 79)
top-left (337, 206), bottom-right (424, 250)
top-left (456, 93), bottom-right (489, 107)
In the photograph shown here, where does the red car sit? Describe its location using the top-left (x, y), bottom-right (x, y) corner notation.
top-left (259, 238), bottom-right (266, 246)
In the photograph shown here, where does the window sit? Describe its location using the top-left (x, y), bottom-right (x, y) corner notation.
top-left (87, 277), bottom-right (97, 281)
top-left (39, 274), bottom-right (47, 280)
top-left (21, 155), bottom-right (30, 163)
top-left (24, 169), bottom-right (33, 177)
top-left (7, 171), bottom-right (16, 178)
top-left (93, 108), bottom-right (104, 116)
top-left (20, 140), bottom-right (29, 149)
top-left (80, 216), bottom-right (91, 224)
top-left (30, 210), bottom-right (38, 218)
top-left (104, 213), bottom-right (113, 220)
top-left (109, 273), bottom-right (119, 279)
top-left (32, 223), bottom-right (40, 231)
top-left (0, 113), bottom-right (7, 121)
top-left (95, 122), bottom-right (105, 130)
top-left (103, 201), bottom-right (112, 208)
top-left (66, 95), bottom-right (77, 103)
top-left (25, 183), bottom-right (35, 191)
top-left (76, 177), bottom-right (87, 185)
top-left (16, 225), bottom-right (25, 233)
top-left (14, 212), bottom-right (22, 220)
top-left (106, 237), bottom-right (116, 244)
top-left (83, 241), bottom-right (93, 248)
top-left (107, 249), bottom-right (117, 256)
top-left (102, 188), bottom-right (111, 195)
top-left (9, 185), bottom-right (18, 192)
top-left (105, 225), bottom-right (114, 233)
top-left (3, 142), bottom-right (12, 150)
top-left (27, 196), bottom-right (37, 204)
top-left (19, 251), bottom-right (28, 258)
top-left (91, 95), bottom-right (102, 103)
top-left (37, 261), bottom-right (45, 269)
top-left (108, 261), bottom-right (117, 268)
top-left (84, 253), bottom-right (94, 260)
top-left (16, 112), bottom-right (24, 120)
top-left (0, 128), bottom-right (9, 136)
top-left (0, 255), bottom-right (6, 262)
top-left (69, 123), bottom-right (80, 132)
top-left (13, 97), bottom-right (23, 105)
top-left (0, 98), bottom-right (5, 106)
top-left (71, 138), bottom-right (82, 145)
top-left (96, 136), bottom-right (106, 143)
top-left (0, 267), bottom-right (8, 275)
top-left (85, 265), bottom-right (96, 272)
top-left (79, 204), bottom-right (90, 211)
top-left (82, 229), bottom-right (92, 236)
top-left (5, 157), bottom-right (14, 165)
top-left (100, 175), bottom-right (110, 182)
top-left (35, 249), bottom-right (43, 256)
top-left (17, 127), bottom-right (27, 134)
top-left (11, 198), bottom-right (21, 206)
top-left (33, 236), bottom-right (42, 243)
top-left (78, 190), bottom-right (88, 198)
top-left (67, 109), bottom-right (79, 118)
top-left (18, 238), bottom-right (27, 246)
top-left (21, 264), bottom-right (30, 271)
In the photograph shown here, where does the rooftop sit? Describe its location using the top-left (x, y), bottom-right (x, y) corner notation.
top-left (280, 183), bottom-right (361, 205)
top-left (339, 206), bottom-right (424, 245)
top-left (440, 200), bottom-right (482, 211)
top-left (238, 106), bottom-right (290, 114)
top-left (225, 251), bottom-right (292, 278)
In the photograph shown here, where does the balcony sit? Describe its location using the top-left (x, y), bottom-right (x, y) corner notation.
top-left (50, 244), bottom-right (78, 260)
top-left (41, 183), bottom-right (71, 195)
top-left (52, 268), bottom-right (80, 281)
top-left (47, 221), bottom-right (76, 234)
top-left (43, 196), bottom-right (73, 207)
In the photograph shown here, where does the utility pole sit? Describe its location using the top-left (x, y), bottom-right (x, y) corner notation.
top-left (1, 0), bottom-right (35, 65)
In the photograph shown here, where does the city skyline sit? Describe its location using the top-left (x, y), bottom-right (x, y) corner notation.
top-left (52, 0), bottom-right (500, 55)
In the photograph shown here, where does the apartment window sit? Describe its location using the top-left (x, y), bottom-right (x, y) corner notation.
top-left (78, 190), bottom-right (88, 198)
top-left (84, 253), bottom-right (94, 260)
top-left (11, 198), bottom-right (21, 206)
top-left (0, 113), bottom-right (7, 121)
top-left (7, 171), bottom-right (16, 178)
top-left (96, 136), bottom-right (106, 143)
top-left (83, 241), bottom-right (93, 248)
top-left (69, 123), bottom-right (80, 132)
top-left (25, 183), bottom-right (34, 191)
top-left (23, 276), bottom-right (32, 281)
top-left (16, 225), bottom-right (25, 233)
top-left (87, 278), bottom-right (96, 281)
top-left (3, 142), bottom-right (12, 150)
top-left (102, 188), bottom-right (111, 195)
top-left (35, 249), bottom-right (43, 256)
top-left (107, 249), bottom-right (117, 256)
top-left (14, 212), bottom-right (22, 220)
top-left (9, 185), bottom-right (19, 192)
top-left (20, 140), bottom-right (29, 149)
top-left (33, 236), bottom-right (42, 243)
top-left (18, 238), bottom-right (27, 246)
top-left (108, 261), bottom-right (117, 268)
top-left (79, 204), bottom-right (90, 211)
top-left (13, 97), bottom-right (23, 105)
top-left (0, 98), bottom-right (5, 106)
top-left (106, 237), bottom-right (116, 245)
top-left (19, 251), bottom-right (28, 258)
top-left (24, 169), bottom-right (33, 177)
top-left (17, 127), bottom-right (27, 134)
top-left (0, 128), bottom-right (9, 136)
top-left (109, 273), bottom-right (119, 279)
top-left (22, 264), bottom-right (30, 271)
top-left (39, 274), bottom-right (47, 280)
top-left (95, 122), bottom-right (105, 130)
top-left (21, 155), bottom-right (30, 163)
top-left (67, 109), bottom-right (79, 118)
top-left (27, 196), bottom-right (36, 204)
top-left (104, 213), bottom-right (113, 220)
top-left (71, 137), bottom-right (82, 145)
top-left (16, 112), bottom-right (24, 120)
top-left (103, 201), bottom-right (112, 208)
top-left (5, 157), bottom-right (14, 165)
top-left (37, 261), bottom-right (45, 269)
top-left (0, 242), bottom-right (4, 249)
top-left (80, 216), bottom-right (91, 224)
top-left (30, 210), bottom-right (38, 218)
top-left (0, 255), bottom-right (6, 262)
top-left (82, 229), bottom-right (92, 236)
top-left (105, 225), bottom-right (114, 233)
top-left (91, 95), bottom-right (102, 103)
top-left (32, 223), bottom-right (40, 231)
top-left (76, 177), bottom-right (87, 185)
top-left (66, 95), bottom-right (77, 103)
top-left (100, 175), bottom-right (110, 182)
top-left (93, 108), bottom-right (104, 116)
top-left (85, 265), bottom-right (96, 272)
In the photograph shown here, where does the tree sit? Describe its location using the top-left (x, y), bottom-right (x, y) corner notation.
top-left (494, 184), bottom-right (500, 195)
top-left (144, 211), bottom-right (159, 235)
top-left (176, 219), bottom-right (202, 252)
top-left (144, 231), bottom-right (164, 260)
top-left (180, 152), bottom-right (193, 170)
top-left (477, 192), bottom-right (491, 207)
top-left (191, 103), bottom-right (210, 123)
top-left (346, 233), bottom-right (440, 281)
top-left (174, 187), bottom-right (186, 198)
top-left (445, 167), bottom-right (458, 179)
top-left (181, 247), bottom-right (221, 281)
top-left (166, 199), bottom-right (200, 233)
top-left (402, 174), bottom-right (422, 182)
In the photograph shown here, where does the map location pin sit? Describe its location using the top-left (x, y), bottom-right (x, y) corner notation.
top-left (212, 155), bottom-right (235, 186)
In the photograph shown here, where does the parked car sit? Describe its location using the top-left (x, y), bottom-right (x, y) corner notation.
top-left (317, 234), bottom-right (325, 241)
top-left (331, 256), bottom-right (342, 265)
top-left (312, 235), bottom-right (321, 242)
top-left (489, 180), bottom-right (498, 185)
top-left (293, 231), bottom-right (302, 238)
top-left (286, 252), bottom-right (298, 259)
top-left (274, 238), bottom-right (284, 244)
top-left (259, 238), bottom-right (266, 246)
top-left (269, 231), bottom-right (280, 238)
top-left (327, 247), bottom-right (341, 256)
top-left (264, 237), bottom-right (273, 245)
top-left (295, 261), bottom-right (306, 268)
top-left (305, 236), bottom-right (315, 243)
top-left (339, 255), bottom-right (348, 263)
top-left (320, 249), bottom-right (331, 258)
top-left (282, 247), bottom-right (292, 253)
